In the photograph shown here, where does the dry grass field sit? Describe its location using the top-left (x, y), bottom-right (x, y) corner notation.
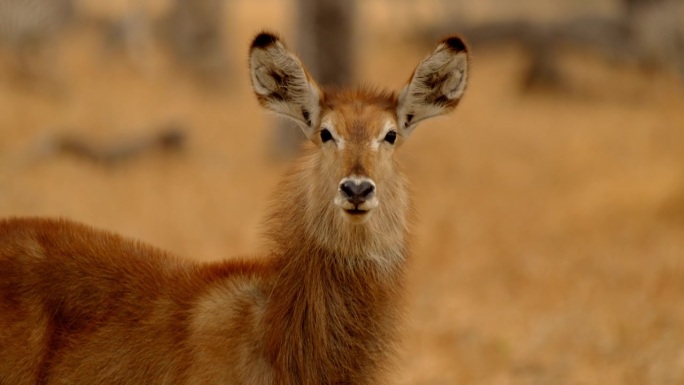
top-left (1, 1), bottom-right (684, 384)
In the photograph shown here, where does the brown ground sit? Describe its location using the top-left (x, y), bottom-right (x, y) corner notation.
top-left (1, 1), bottom-right (684, 384)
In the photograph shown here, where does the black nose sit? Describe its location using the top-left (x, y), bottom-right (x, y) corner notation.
top-left (340, 180), bottom-right (375, 205)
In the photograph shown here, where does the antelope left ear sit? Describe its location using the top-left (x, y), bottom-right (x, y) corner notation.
top-left (397, 36), bottom-right (469, 137)
top-left (249, 31), bottom-right (322, 139)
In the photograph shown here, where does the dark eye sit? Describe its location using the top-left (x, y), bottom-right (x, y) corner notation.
top-left (320, 129), bottom-right (333, 143)
top-left (384, 130), bottom-right (397, 145)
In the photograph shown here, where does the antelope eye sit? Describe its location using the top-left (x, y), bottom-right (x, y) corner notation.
top-left (384, 130), bottom-right (397, 145)
top-left (320, 129), bottom-right (334, 143)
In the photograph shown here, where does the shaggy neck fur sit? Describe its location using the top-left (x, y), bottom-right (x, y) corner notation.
top-left (260, 149), bottom-right (411, 384)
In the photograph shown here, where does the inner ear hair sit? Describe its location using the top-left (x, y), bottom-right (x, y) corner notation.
top-left (397, 35), bottom-right (469, 135)
top-left (249, 32), bottom-right (322, 136)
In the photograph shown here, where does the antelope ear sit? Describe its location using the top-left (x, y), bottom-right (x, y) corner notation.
top-left (397, 36), bottom-right (469, 137)
top-left (249, 32), bottom-right (322, 139)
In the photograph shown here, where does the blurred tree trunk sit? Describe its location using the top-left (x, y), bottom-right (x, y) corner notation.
top-left (274, 0), bottom-right (356, 159)
top-left (0, 0), bottom-right (75, 88)
top-left (158, 0), bottom-right (228, 84)
top-left (295, 0), bottom-right (356, 87)
top-left (623, 0), bottom-right (684, 79)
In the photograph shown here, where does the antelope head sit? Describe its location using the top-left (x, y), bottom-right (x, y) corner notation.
top-left (249, 32), bottom-right (468, 227)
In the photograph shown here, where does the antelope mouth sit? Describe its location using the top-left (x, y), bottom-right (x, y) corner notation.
top-left (344, 208), bottom-right (369, 216)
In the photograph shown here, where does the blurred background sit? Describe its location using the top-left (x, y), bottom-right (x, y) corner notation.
top-left (1, 0), bottom-right (683, 383)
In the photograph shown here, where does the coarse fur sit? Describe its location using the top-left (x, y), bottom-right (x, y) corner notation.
top-left (0, 31), bottom-right (469, 385)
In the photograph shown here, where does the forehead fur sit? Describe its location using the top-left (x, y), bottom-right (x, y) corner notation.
top-left (320, 87), bottom-right (398, 140)
top-left (322, 86), bottom-right (397, 110)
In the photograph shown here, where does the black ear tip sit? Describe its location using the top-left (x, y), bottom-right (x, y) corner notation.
top-left (442, 36), bottom-right (468, 53)
top-left (252, 32), bottom-right (280, 50)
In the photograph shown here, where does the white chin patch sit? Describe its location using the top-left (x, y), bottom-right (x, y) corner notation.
top-left (334, 194), bottom-right (379, 219)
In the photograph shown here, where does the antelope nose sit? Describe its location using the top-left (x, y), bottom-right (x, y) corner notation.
top-left (340, 180), bottom-right (375, 205)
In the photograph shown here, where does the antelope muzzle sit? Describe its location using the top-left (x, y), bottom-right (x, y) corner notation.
top-left (335, 177), bottom-right (378, 217)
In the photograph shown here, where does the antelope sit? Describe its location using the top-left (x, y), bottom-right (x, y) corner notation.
top-left (0, 32), bottom-right (469, 385)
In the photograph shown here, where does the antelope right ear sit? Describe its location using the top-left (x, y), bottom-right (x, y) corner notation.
top-left (249, 32), bottom-right (322, 139)
top-left (396, 36), bottom-right (469, 137)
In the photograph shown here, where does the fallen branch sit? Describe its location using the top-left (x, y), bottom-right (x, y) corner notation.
top-left (47, 123), bottom-right (186, 166)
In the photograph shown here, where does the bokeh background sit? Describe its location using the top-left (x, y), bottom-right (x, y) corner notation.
top-left (1, 0), bottom-right (684, 384)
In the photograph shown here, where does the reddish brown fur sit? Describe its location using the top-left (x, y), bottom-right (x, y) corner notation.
top-left (0, 218), bottom-right (277, 384)
top-left (0, 32), bottom-right (468, 385)
top-left (0, 99), bottom-right (405, 385)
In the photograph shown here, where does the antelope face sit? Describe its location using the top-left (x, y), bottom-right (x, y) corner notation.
top-left (249, 32), bottom-right (468, 224)
top-left (315, 99), bottom-right (400, 222)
